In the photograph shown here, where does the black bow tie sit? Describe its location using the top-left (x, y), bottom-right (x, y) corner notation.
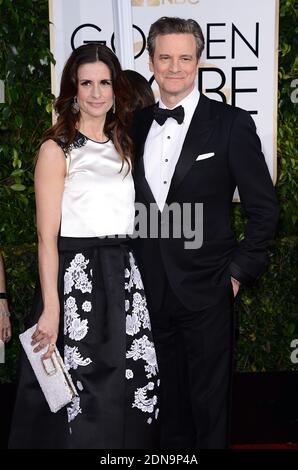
top-left (153, 105), bottom-right (185, 126)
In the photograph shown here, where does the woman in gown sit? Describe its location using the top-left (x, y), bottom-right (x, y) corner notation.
top-left (9, 44), bottom-right (159, 449)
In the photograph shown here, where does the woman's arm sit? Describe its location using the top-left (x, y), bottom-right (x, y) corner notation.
top-left (31, 139), bottom-right (66, 359)
top-left (0, 253), bottom-right (11, 342)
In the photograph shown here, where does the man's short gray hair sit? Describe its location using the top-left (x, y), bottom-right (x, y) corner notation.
top-left (147, 16), bottom-right (205, 60)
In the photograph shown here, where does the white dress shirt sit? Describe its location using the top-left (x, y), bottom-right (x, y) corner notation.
top-left (143, 87), bottom-right (200, 211)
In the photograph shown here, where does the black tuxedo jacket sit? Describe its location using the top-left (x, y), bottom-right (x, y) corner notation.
top-left (132, 94), bottom-right (279, 312)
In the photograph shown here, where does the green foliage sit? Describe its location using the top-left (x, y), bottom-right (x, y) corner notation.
top-left (0, 0), bottom-right (54, 383)
top-left (0, 245), bottom-right (37, 383)
top-left (235, 237), bottom-right (298, 372)
top-left (0, 0), bottom-right (55, 246)
top-left (232, 0), bottom-right (298, 371)
top-left (0, 0), bottom-right (297, 383)
top-left (276, 0), bottom-right (298, 235)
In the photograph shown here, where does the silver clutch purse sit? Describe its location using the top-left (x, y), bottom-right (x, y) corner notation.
top-left (19, 324), bottom-right (78, 413)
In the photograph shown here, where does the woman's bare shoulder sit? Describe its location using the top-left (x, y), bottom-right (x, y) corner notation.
top-left (35, 139), bottom-right (66, 175)
top-left (38, 139), bottom-right (65, 158)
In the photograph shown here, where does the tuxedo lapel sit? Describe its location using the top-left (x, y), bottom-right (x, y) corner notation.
top-left (133, 105), bottom-right (156, 205)
top-left (166, 94), bottom-right (219, 204)
top-left (134, 170), bottom-right (156, 206)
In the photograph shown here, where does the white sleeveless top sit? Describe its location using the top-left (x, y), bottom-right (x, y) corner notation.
top-left (60, 133), bottom-right (135, 237)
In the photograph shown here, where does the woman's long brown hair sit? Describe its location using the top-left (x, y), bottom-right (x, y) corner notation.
top-left (41, 44), bottom-right (134, 168)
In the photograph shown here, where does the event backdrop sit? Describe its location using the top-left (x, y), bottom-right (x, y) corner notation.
top-left (1, 0), bottom-right (296, 381)
top-left (49, 0), bottom-right (279, 183)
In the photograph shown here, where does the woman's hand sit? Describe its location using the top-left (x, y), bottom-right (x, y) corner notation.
top-left (0, 299), bottom-right (12, 343)
top-left (31, 309), bottom-right (60, 359)
top-left (0, 316), bottom-right (12, 343)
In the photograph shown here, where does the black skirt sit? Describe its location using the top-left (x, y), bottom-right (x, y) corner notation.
top-left (9, 237), bottom-right (160, 449)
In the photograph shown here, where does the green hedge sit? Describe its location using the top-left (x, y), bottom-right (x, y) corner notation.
top-left (0, 0), bottom-right (297, 383)
top-left (235, 236), bottom-right (298, 371)
top-left (0, 244), bottom-right (37, 383)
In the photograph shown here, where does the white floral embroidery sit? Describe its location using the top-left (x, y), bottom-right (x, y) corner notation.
top-left (64, 345), bottom-right (92, 371)
top-left (64, 296), bottom-right (89, 340)
top-left (147, 382), bottom-right (154, 391)
top-left (125, 253), bottom-right (144, 292)
top-left (132, 293), bottom-right (151, 331)
top-left (143, 345), bottom-right (158, 379)
top-left (129, 252), bottom-right (144, 289)
top-left (124, 253), bottom-right (160, 422)
top-left (126, 335), bottom-right (158, 378)
top-left (132, 292), bottom-right (147, 316)
top-left (75, 272), bottom-right (92, 293)
top-left (155, 408), bottom-right (159, 420)
top-left (126, 337), bottom-right (144, 361)
top-left (125, 280), bottom-right (130, 291)
top-left (141, 309), bottom-right (151, 330)
top-left (67, 396), bottom-right (82, 423)
top-left (82, 301), bottom-right (92, 312)
top-left (64, 296), bottom-right (79, 335)
top-left (125, 268), bottom-right (130, 278)
top-left (63, 253), bottom-right (94, 425)
top-left (127, 337), bottom-right (158, 380)
top-left (73, 253), bottom-right (85, 265)
top-left (68, 318), bottom-right (89, 341)
top-left (76, 381), bottom-right (84, 391)
top-left (126, 369), bottom-right (134, 379)
top-left (64, 271), bottom-right (74, 295)
top-left (66, 296), bottom-right (76, 308)
top-left (126, 313), bottom-right (141, 336)
top-left (132, 382), bottom-right (157, 413)
top-left (65, 253), bottom-right (92, 294)
top-left (64, 249), bottom-right (159, 428)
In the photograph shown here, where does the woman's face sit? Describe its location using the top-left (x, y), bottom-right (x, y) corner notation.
top-left (76, 61), bottom-right (114, 120)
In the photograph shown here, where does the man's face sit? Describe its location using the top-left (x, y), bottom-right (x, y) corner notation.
top-left (149, 33), bottom-right (199, 106)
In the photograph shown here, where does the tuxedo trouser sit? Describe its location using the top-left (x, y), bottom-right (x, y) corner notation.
top-left (150, 281), bottom-right (235, 449)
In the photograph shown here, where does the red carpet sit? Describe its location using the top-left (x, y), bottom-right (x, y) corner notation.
top-left (231, 443), bottom-right (298, 449)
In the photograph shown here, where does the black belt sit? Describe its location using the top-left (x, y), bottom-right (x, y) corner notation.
top-left (58, 235), bottom-right (131, 251)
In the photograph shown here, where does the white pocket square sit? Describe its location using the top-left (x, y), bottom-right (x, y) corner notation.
top-left (196, 152), bottom-right (215, 161)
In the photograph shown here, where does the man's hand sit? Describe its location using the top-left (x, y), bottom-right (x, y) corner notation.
top-left (231, 277), bottom-right (241, 297)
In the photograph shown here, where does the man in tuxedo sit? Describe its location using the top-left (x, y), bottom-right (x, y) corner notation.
top-left (132, 17), bottom-right (279, 449)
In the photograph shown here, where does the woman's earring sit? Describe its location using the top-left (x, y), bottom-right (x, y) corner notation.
top-left (112, 99), bottom-right (116, 114)
top-left (71, 97), bottom-right (80, 114)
